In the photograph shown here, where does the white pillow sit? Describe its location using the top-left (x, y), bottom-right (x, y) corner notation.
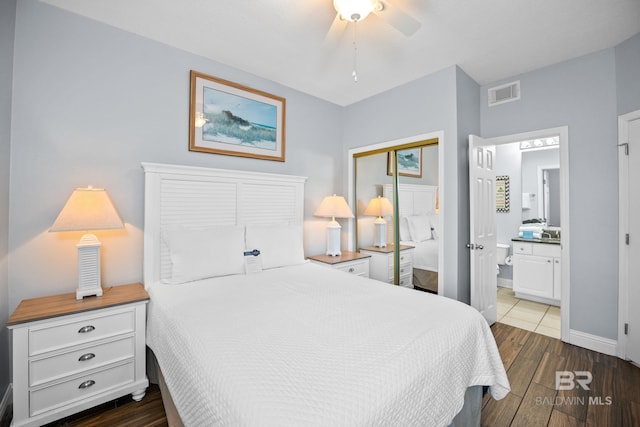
top-left (399, 216), bottom-right (411, 241)
top-left (406, 215), bottom-right (433, 242)
top-left (162, 225), bottom-right (246, 284)
top-left (245, 224), bottom-right (305, 270)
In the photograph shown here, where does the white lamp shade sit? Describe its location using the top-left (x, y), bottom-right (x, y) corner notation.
top-left (50, 187), bottom-right (124, 232)
top-left (363, 196), bottom-right (393, 217)
top-left (314, 194), bottom-right (354, 219)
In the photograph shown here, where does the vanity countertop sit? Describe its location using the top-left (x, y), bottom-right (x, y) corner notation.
top-left (512, 237), bottom-right (561, 245)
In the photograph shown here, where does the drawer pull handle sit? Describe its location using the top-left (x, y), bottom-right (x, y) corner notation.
top-left (78, 353), bottom-right (95, 362)
top-left (348, 267), bottom-right (355, 273)
top-left (78, 380), bottom-right (95, 389)
top-left (78, 325), bottom-right (95, 334)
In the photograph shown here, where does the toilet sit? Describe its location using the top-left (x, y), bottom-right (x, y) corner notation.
top-left (496, 243), bottom-right (510, 275)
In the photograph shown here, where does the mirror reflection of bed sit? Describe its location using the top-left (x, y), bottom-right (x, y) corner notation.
top-left (383, 183), bottom-right (439, 294)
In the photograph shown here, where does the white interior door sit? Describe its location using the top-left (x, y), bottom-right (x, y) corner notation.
top-left (469, 135), bottom-right (497, 325)
top-left (620, 111), bottom-right (640, 363)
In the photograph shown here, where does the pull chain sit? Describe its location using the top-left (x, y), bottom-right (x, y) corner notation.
top-left (352, 21), bottom-right (358, 83)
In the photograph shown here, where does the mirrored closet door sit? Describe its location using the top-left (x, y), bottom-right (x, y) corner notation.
top-left (353, 139), bottom-right (439, 292)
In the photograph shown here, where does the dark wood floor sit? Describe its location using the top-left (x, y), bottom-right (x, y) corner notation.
top-left (3, 323), bottom-right (639, 426)
top-left (483, 323), bottom-right (640, 426)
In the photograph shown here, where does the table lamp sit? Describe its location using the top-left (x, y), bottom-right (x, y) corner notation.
top-left (363, 196), bottom-right (393, 247)
top-left (50, 186), bottom-right (124, 299)
top-left (314, 194), bottom-right (354, 256)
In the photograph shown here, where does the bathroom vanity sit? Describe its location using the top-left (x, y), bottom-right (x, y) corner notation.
top-left (512, 238), bottom-right (561, 306)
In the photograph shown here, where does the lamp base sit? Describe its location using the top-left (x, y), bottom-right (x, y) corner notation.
top-left (325, 219), bottom-right (342, 256)
top-left (373, 217), bottom-right (387, 248)
top-left (76, 233), bottom-right (103, 300)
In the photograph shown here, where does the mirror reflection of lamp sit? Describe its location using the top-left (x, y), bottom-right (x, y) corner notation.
top-left (314, 194), bottom-right (354, 256)
top-left (363, 195), bottom-right (393, 247)
top-left (49, 187), bottom-right (124, 300)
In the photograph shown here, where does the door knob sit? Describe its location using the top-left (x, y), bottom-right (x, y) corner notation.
top-left (476, 245), bottom-right (484, 250)
top-left (466, 243), bottom-right (475, 250)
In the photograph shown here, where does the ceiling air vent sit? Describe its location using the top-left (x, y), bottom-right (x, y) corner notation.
top-left (488, 81), bottom-right (520, 107)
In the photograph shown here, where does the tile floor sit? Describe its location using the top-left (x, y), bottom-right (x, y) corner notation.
top-left (496, 286), bottom-right (561, 339)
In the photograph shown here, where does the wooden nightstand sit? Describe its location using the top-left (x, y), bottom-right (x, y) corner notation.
top-left (7, 283), bottom-right (149, 427)
top-left (359, 245), bottom-right (414, 288)
top-left (307, 251), bottom-right (371, 278)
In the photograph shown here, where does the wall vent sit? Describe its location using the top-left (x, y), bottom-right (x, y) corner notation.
top-left (488, 81), bottom-right (520, 106)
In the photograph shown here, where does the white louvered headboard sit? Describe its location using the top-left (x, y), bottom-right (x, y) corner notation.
top-left (142, 162), bottom-right (307, 288)
top-left (382, 183), bottom-right (438, 242)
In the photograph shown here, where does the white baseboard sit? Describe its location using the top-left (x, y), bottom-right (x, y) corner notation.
top-left (0, 383), bottom-right (11, 423)
top-left (497, 278), bottom-right (513, 288)
top-left (569, 329), bottom-right (617, 356)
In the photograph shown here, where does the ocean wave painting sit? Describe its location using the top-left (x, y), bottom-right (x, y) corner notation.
top-left (202, 88), bottom-right (277, 150)
top-left (190, 71), bottom-right (285, 162)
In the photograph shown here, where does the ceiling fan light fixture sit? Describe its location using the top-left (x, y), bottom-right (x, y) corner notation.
top-left (333, 0), bottom-right (379, 22)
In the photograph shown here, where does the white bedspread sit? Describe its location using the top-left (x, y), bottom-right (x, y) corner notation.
top-left (402, 239), bottom-right (439, 271)
top-left (147, 263), bottom-right (509, 427)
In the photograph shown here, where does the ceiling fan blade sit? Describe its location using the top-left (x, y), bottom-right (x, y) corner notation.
top-left (372, 0), bottom-right (421, 37)
top-left (324, 12), bottom-right (348, 49)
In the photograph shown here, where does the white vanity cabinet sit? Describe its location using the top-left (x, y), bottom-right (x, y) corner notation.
top-left (513, 240), bottom-right (561, 306)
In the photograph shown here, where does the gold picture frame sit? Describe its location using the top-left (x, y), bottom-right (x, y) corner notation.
top-left (189, 70), bottom-right (286, 162)
top-left (387, 148), bottom-right (422, 178)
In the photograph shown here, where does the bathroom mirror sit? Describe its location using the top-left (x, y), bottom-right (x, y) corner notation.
top-left (521, 147), bottom-right (560, 226)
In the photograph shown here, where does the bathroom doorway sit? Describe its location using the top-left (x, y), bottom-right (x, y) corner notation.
top-left (469, 126), bottom-right (570, 341)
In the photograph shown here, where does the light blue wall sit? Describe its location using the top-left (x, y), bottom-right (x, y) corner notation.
top-left (0, 0), bottom-right (17, 401)
top-left (615, 33), bottom-right (640, 115)
top-left (454, 67), bottom-right (481, 303)
top-left (7, 0), bottom-right (344, 311)
top-left (481, 49), bottom-right (619, 339)
top-left (342, 65), bottom-right (477, 302)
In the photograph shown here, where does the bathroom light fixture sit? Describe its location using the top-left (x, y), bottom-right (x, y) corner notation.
top-left (363, 196), bottom-right (393, 247)
top-left (314, 194), bottom-right (354, 256)
top-left (50, 186), bottom-right (124, 299)
top-left (519, 136), bottom-right (559, 151)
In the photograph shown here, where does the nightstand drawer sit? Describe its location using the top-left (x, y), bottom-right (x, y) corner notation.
top-left (30, 336), bottom-right (135, 387)
top-left (382, 273), bottom-right (413, 288)
top-left (385, 251), bottom-right (413, 267)
top-left (386, 263), bottom-right (412, 280)
top-left (30, 361), bottom-right (134, 417)
top-left (29, 309), bottom-right (135, 356)
top-left (334, 260), bottom-right (369, 276)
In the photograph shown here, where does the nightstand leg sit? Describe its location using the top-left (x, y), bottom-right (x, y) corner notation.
top-left (132, 388), bottom-right (147, 401)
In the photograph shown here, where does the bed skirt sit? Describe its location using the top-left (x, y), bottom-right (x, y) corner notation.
top-left (413, 268), bottom-right (438, 294)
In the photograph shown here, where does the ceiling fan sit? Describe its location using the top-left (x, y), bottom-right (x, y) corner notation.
top-left (330, 0), bottom-right (421, 37)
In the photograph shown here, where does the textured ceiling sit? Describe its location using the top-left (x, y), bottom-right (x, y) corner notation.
top-left (43, 0), bottom-right (640, 106)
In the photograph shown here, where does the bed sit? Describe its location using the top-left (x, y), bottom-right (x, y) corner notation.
top-left (383, 184), bottom-right (440, 293)
top-left (142, 163), bottom-right (509, 427)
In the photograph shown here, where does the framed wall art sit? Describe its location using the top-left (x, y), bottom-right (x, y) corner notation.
top-left (496, 175), bottom-right (510, 212)
top-left (189, 70), bottom-right (286, 162)
top-left (387, 147), bottom-right (422, 178)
